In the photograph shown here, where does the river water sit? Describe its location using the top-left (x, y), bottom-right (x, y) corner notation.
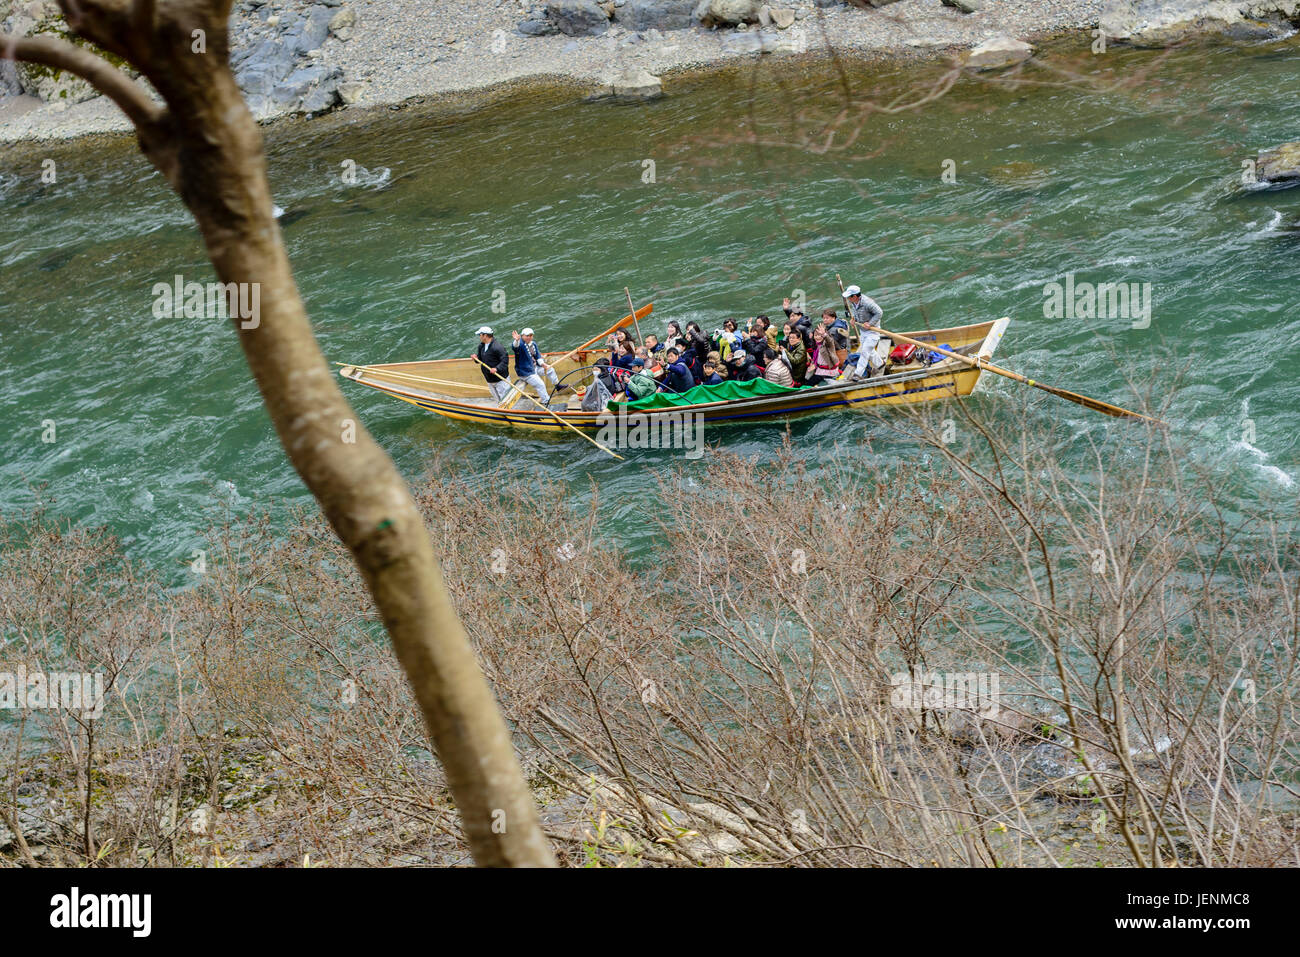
top-left (1, 39), bottom-right (1297, 571)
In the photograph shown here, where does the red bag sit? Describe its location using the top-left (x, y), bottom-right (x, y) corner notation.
top-left (889, 343), bottom-right (917, 363)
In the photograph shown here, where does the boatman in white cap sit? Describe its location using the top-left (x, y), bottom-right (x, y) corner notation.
top-left (511, 327), bottom-right (559, 406)
top-left (842, 284), bottom-right (886, 379)
top-left (475, 326), bottom-right (513, 404)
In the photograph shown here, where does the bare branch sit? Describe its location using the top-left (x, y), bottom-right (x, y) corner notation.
top-left (1, 32), bottom-right (163, 131)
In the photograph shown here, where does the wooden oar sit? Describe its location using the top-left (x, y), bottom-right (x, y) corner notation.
top-left (878, 326), bottom-right (1166, 426)
top-left (473, 356), bottom-right (625, 460)
top-left (553, 302), bottom-right (653, 369)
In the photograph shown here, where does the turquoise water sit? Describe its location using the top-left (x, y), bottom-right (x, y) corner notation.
top-left (1, 39), bottom-right (1297, 569)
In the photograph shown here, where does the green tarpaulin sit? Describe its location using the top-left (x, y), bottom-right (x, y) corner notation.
top-left (612, 377), bottom-right (800, 412)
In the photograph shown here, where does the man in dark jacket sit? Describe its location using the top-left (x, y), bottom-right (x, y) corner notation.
top-left (726, 350), bottom-right (761, 382)
top-left (475, 326), bottom-right (512, 404)
top-left (663, 348), bottom-right (696, 395)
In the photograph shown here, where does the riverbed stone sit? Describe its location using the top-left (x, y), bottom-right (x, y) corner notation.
top-left (1255, 141), bottom-right (1300, 184)
top-left (546, 0), bottom-right (612, 36)
top-left (614, 0), bottom-right (698, 30)
top-left (328, 6), bottom-right (355, 32)
top-left (7, 13), bottom-right (103, 104)
top-left (612, 66), bottom-right (664, 99)
top-left (770, 7), bottom-right (797, 28)
top-left (695, 0), bottom-right (763, 27)
top-left (518, 16), bottom-right (561, 36)
top-left (338, 81), bottom-right (367, 105)
top-left (964, 36), bottom-right (1033, 69)
top-left (942, 0), bottom-right (983, 12)
top-left (720, 29), bottom-right (764, 51)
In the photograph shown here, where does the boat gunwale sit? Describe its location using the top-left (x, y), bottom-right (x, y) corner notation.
top-left (352, 356), bottom-right (977, 421)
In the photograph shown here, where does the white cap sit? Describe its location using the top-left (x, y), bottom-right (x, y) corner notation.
top-left (843, 285), bottom-right (862, 297)
top-left (476, 326), bottom-right (493, 335)
top-left (521, 327), bottom-right (534, 336)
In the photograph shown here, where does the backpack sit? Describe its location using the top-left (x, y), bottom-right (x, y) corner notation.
top-left (582, 376), bottom-right (613, 411)
top-left (925, 343), bottom-right (953, 365)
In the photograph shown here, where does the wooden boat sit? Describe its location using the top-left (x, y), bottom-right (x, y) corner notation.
top-left (337, 315), bottom-right (1011, 433)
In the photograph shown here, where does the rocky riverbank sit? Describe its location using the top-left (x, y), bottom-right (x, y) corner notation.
top-left (2, 0), bottom-right (1298, 144)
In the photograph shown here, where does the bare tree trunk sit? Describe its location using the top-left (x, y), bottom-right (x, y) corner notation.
top-left (3, 0), bottom-right (554, 866)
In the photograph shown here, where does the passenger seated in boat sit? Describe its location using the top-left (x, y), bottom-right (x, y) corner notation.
top-left (756, 315), bottom-right (779, 351)
top-left (701, 360), bottom-right (724, 386)
top-left (742, 325), bottom-right (769, 366)
top-left (780, 324), bottom-right (808, 384)
top-left (591, 356), bottom-right (620, 396)
top-left (782, 299), bottom-right (814, 338)
top-left (607, 328), bottom-right (634, 358)
top-left (684, 322), bottom-right (711, 383)
top-left (624, 359), bottom-right (659, 401)
top-left (820, 309), bottom-right (851, 366)
top-left (662, 348), bottom-right (696, 395)
top-left (763, 347), bottom-right (794, 387)
top-left (808, 326), bottom-right (842, 386)
top-left (782, 304), bottom-right (815, 349)
top-left (663, 321), bottom-right (685, 353)
top-left (725, 349), bottom-right (761, 382)
top-left (635, 346), bottom-right (664, 380)
top-left (644, 334), bottom-right (663, 354)
top-left (715, 319), bottom-right (743, 360)
top-left (612, 340), bottom-right (638, 371)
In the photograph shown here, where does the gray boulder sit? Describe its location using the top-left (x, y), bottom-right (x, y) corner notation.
top-left (720, 29), bottom-right (764, 51)
top-left (4, 11), bottom-right (102, 103)
top-left (300, 65), bottom-right (344, 113)
top-left (283, 4), bottom-right (334, 55)
top-left (694, 0), bottom-right (763, 27)
top-left (964, 36), bottom-right (1033, 69)
top-left (545, 0), bottom-right (611, 35)
top-left (612, 67), bottom-right (664, 100)
top-left (942, 0), bottom-right (983, 12)
top-left (615, 0), bottom-right (698, 30)
top-left (1099, 1), bottom-right (1300, 47)
top-left (1256, 142), bottom-right (1300, 184)
top-left (518, 17), bottom-right (561, 35)
top-left (228, 3), bottom-right (352, 117)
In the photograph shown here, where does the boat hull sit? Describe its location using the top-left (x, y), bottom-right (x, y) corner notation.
top-left (339, 318), bottom-right (1010, 433)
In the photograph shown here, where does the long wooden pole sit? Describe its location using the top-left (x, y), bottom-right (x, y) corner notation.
top-left (878, 325), bottom-right (1166, 426)
top-left (836, 273), bottom-right (865, 343)
top-left (473, 356), bottom-right (626, 459)
top-left (625, 287), bottom-right (644, 344)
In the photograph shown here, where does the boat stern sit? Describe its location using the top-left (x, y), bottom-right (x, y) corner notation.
top-left (971, 317), bottom-right (1010, 393)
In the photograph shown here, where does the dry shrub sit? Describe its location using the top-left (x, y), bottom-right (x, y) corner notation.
top-left (1, 400), bottom-right (1296, 866)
